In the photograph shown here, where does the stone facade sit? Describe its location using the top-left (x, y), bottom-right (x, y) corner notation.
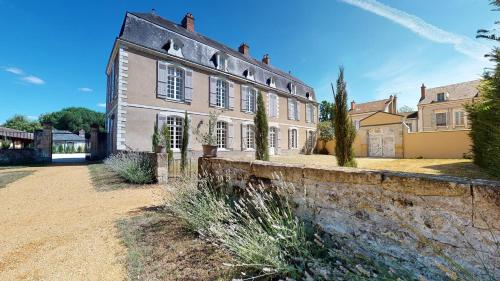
top-left (199, 157), bottom-right (500, 278)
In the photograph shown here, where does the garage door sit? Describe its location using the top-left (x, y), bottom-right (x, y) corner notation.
top-left (368, 128), bottom-right (395, 158)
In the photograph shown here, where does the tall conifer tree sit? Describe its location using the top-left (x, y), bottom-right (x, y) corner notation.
top-left (254, 91), bottom-right (269, 161)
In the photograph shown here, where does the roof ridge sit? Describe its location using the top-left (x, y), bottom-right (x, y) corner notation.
top-left (427, 79), bottom-right (480, 90)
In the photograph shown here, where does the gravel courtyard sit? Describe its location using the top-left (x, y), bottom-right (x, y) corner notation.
top-left (0, 164), bottom-right (161, 280)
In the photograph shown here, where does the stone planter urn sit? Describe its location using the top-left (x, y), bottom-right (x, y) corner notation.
top-left (154, 145), bottom-right (166, 153)
top-left (202, 145), bottom-right (217, 157)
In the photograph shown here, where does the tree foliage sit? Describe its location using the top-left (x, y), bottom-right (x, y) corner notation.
top-left (319, 100), bottom-right (334, 121)
top-left (465, 1), bottom-right (500, 177)
top-left (476, 1), bottom-right (500, 42)
top-left (181, 110), bottom-right (189, 173)
top-left (317, 121), bottom-right (335, 142)
top-left (2, 115), bottom-right (42, 132)
top-left (39, 107), bottom-right (105, 134)
top-left (254, 91), bottom-right (269, 161)
top-left (332, 67), bottom-right (356, 167)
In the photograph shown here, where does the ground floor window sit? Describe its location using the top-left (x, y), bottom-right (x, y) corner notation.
top-left (244, 124), bottom-right (255, 149)
top-left (307, 131), bottom-right (315, 148)
top-left (216, 121), bottom-right (227, 149)
top-left (455, 111), bottom-right (465, 126)
top-left (436, 112), bottom-right (447, 127)
top-left (167, 116), bottom-right (184, 149)
top-left (289, 128), bottom-right (298, 149)
top-left (269, 127), bottom-right (277, 148)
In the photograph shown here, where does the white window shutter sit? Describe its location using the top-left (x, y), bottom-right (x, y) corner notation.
top-left (241, 86), bottom-right (248, 112)
top-left (241, 124), bottom-right (247, 150)
top-left (187, 116), bottom-right (193, 150)
top-left (276, 95), bottom-right (279, 118)
top-left (209, 76), bottom-right (217, 107)
top-left (306, 104), bottom-right (311, 123)
top-left (276, 128), bottom-right (281, 154)
top-left (288, 128), bottom-right (292, 149)
top-left (227, 122), bottom-right (234, 149)
top-left (288, 98), bottom-right (293, 120)
top-left (228, 81), bottom-right (235, 109)
top-left (157, 114), bottom-right (167, 132)
top-left (184, 68), bottom-right (193, 103)
top-left (296, 101), bottom-right (300, 121)
top-left (157, 61), bottom-right (168, 99)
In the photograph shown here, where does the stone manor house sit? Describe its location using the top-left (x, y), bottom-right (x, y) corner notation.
top-left (105, 12), bottom-right (318, 157)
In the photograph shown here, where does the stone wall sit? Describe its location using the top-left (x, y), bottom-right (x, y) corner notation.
top-left (0, 149), bottom-right (39, 165)
top-left (199, 157), bottom-right (500, 278)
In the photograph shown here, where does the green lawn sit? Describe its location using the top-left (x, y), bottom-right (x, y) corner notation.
top-left (0, 170), bottom-right (34, 188)
top-left (270, 155), bottom-right (496, 180)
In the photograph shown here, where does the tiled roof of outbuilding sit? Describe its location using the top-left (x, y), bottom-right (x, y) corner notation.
top-left (348, 98), bottom-right (391, 115)
top-left (52, 130), bottom-right (86, 142)
top-left (117, 12), bottom-right (315, 100)
top-left (419, 80), bottom-right (480, 105)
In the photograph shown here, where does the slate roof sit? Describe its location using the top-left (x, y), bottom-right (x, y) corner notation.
top-left (349, 98), bottom-right (391, 115)
top-left (419, 80), bottom-right (480, 105)
top-left (52, 130), bottom-right (86, 142)
top-left (117, 12), bottom-right (315, 100)
top-left (0, 127), bottom-right (33, 140)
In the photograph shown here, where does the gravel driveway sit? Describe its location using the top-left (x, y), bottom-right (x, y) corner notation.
top-left (0, 164), bottom-right (160, 280)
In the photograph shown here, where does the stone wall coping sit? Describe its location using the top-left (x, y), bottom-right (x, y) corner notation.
top-left (202, 157), bottom-right (500, 190)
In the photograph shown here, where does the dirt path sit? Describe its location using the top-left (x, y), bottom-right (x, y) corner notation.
top-left (0, 164), bottom-right (161, 280)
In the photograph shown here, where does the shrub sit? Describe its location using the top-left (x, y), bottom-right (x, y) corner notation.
top-left (104, 152), bottom-right (156, 184)
top-left (1, 139), bottom-right (12, 149)
top-left (317, 121), bottom-right (335, 142)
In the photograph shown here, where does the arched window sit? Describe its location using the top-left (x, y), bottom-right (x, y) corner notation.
top-left (216, 80), bottom-right (228, 108)
top-left (216, 121), bottom-right (227, 149)
top-left (167, 66), bottom-right (184, 100)
top-left (167, 116), bottom-right (184, 149)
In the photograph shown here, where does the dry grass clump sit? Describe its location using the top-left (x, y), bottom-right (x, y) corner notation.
top-left (104, 152), bottom-right (155, 184)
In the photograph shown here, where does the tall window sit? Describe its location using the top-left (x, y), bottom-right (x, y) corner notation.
top-left (455, 111), bottom-right (465, 126)
top-left (244, 124), bottom-right (255, 149)
top-left (216, 80), bottom-right (228, 108)
top-left (289, 129), bottom-right (298, 149)
top-left (217, 55), bottom-right (227, 71)
top-left (216, 121), bottom-right (227, 149)
top-left (269, 93), bottom-right (278, 118)
top-left (167, 66), bottom-right (184, 100)
top-left (269, 127), bottom-right (277, 148)
top-left (436, 112), bottom-right (447, 127)
top-left (288, 99), bottom-right (298, 120)
top-left (437, 93), bottom-right (445, 102)
top-left (247, 88), bottom-right (257, 113)
top-left (307, 131), bottom-right (315, 148)
top-left (167, 116), bottom-right (184, 149)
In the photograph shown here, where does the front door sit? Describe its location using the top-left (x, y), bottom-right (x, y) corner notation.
top-left (269, 127), bottom-right (277, 156)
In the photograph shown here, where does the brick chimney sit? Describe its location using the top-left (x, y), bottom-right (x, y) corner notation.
top-left (238, 43), bottom-right (249, 56)
top-left (79, 129), bottom-right (85, 138)
top-left (182, 13), bottom-right (195, 32)
top-left (350, 100), bottom-right (356, 111)
top-left (420, 83), bottom-right (426, 100)
top-left (262, 54), bottom-right (270, 65)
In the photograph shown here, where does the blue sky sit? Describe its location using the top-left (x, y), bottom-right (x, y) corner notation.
top-left (0, 0), bottom-right (496, 123)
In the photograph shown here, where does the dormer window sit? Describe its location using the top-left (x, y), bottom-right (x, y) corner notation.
top-left (267, 77), bottom-right (276, 88)
top-left (213, 52), bottom-right (228, 71)
top-left (437, 92), bottom-right (445, 102)
top-left (244, 69), bottom-right (255, 80)
top-left (288, 82), bottom-right (297, 95)
top-left (164, 38), bottom-right (184, 57)
top-left (306, 92), bottom-right (312, 100)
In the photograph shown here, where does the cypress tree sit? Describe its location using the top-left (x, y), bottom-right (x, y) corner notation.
top-left (180, 110), bottom-right (189, 174)
top-left (332, 67), bottom-right (357, 167)
top-left (254, 91), bottom-right (269, 161)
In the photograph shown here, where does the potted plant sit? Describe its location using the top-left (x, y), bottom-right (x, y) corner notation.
top-left (194, 111), bottom-right (220, 157)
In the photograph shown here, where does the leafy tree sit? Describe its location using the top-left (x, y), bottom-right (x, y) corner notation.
top-left (319, 100), bottom-right (334, 121)
top-left (2, 115), bottom-right (42, 132)
top-left (254, 91), bottom-right (269, 161)
top-left (476, 1), bottom-right (500, 42)
top-left (317, 121), bottom-right (335, 142)
top-left (465, 2), bottom-right (500, 177)
top-left (39, 107), bottom-right (105, 135)
top-left (332, 67), bottom-right (357, 167)
top-left (181, 111), bottom-right (189, 174)
top-left (398, 105), bottom-right (415, 113)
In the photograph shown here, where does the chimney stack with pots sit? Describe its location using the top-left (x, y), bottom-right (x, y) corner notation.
top-left (351, 100), bottom-right (356, 111)
top-left (420, 83), bottom-right (426, 100)
top-left (262, 54), bottom-right (270, 65)
top-left (182, 13), bottom-right (195, 32)
top-left (238, 42), bottom-right (250, 56)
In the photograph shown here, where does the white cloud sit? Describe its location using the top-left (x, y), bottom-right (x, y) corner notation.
top-left (340, 0), bottom-right (490, 61)
top-left (27, 115), bottom-right (39, 120)
top-left (78, 87), bottom-right (93, 92)
top-left (21, 75), bottom-right (45, 85)
top-left (97, 103), bottom-right (106, 108)
top-left (4, 67), bottom-right (24, 75)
